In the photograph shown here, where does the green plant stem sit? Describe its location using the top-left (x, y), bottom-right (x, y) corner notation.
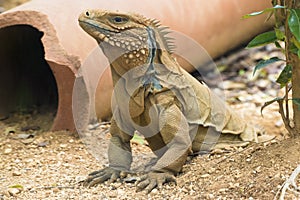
top-left (286, 0), bottom-right (300, 134)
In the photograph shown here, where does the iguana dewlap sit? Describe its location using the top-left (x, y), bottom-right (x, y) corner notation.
top-left (78, 10), bottom-right (258, 192)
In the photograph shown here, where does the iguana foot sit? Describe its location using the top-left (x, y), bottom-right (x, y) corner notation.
top-left (83, 167), bottom-right (126, 187)
top-left (136, 171), bottom-right (176, 193)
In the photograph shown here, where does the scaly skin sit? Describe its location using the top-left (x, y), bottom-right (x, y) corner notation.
top-left (78, 10), bottom-right (258, 193)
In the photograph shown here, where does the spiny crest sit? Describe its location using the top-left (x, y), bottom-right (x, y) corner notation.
top-left (134, 15), bottom-right (176, 54)
top-left (149, 18), bottom-right (176, 53)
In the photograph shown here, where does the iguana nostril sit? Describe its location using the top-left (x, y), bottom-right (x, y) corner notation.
top-left (85, 11), bottom-right (90, 17)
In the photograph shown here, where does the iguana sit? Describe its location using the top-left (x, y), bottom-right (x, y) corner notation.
top-left (78, 10), bottom-right (258, 193)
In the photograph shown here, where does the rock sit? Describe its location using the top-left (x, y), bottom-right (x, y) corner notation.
top-left (275, 120), bottom-right (283, 127)
top-left (211, 149), bottom-right (223, 154)
top-left (12, 171), bottom-right (21, 176)
top-left (60, 144), bottom-right (67, 148)
top-left (8, 188), bottom-right (20, 196)
top-left (200, 174), bottom-right (210, 178)
top-left (218, 188), bottom-right (227, 193)
top-left (4, 148), bottom-right (12, 154)
top-left (37, 141), bottom-right (49, 147)
top-left (75, 175), bottom-right (86, 183)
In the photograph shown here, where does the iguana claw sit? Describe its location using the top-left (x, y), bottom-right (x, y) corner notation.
top-left (136, 171), bottom-right (176, 193)
top-left (83, 167), bottom-right (126, 187)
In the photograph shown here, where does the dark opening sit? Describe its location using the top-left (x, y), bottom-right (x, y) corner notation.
top-left (0, 25), bottom-right (58, 130)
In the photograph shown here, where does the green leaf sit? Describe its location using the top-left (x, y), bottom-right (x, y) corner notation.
top-left (275, 28), bottom-right (285, 41)
top-left (298, 49), bottom-right (300, 58)
top-left (132, 133), bottom-right (145, 145)
top-left (9, 184), bottom-right (24, 189)
top-left (247, 31), bottom-right (277, 48)
top-left (276, 65), bottom-right (292, 88)
top-left (253, 57), bottom-right (283, 75)
top-left (261, 97), bottom-right (284, 116)
top-left (242, 5), bottom-right (285, 19)
top-left (288, 9), bottom-right (300, 42)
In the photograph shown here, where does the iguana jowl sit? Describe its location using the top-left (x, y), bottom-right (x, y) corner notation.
top-left (78, 10), bottom-right (258, 192)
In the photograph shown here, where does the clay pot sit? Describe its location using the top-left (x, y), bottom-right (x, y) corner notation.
top-left (0, 0), bottom-right (273, 131)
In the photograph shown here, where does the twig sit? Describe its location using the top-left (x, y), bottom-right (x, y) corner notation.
top-left (275, 164), bottom-right (300, 200)
top-left (278, 99), bottom-right (295, 135)
top-left (35, 185), bottom-right (75, 190)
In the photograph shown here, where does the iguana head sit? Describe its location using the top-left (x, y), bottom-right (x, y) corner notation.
top-left (78, 10), bottom-right (173, 71)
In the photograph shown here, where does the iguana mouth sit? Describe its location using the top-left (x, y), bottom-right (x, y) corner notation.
top-left (78, 19), bottom-right (118, 41)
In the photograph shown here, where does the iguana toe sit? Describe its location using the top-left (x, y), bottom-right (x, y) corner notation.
top-left (136, 172), bottom-right (176, 193)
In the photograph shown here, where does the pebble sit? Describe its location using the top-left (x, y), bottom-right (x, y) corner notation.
top-left (17, 133), bottom-right (33, 139)
top-left (111, 182), bottom-right (122, 189)
top-left (4, 148), bottom-right (12, 154)
top-left (275, 120), bottom-right (283, 127)
top-left (212, 149), bottom-right (223, 154)
top-left (75, 175), bottom-right (86, 183)
top-left (207, 193), bottom-right (214, 199)
top-left (60, 144), bottom-right (67, 148)
top-left (218, 188), bottom-right (227, 193)
top-left (8, 188), bottom-right (20, 196)
top-left (200, 174), bottom-right (210, 178)
top-left (12, 171), bottom-right (21, 176)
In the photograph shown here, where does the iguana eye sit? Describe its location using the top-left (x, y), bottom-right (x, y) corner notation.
top-left (111, 16), bottom-right (128, 24)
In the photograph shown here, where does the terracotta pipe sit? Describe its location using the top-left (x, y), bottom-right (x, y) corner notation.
top-left (0, 0), bottom-right (273, 131)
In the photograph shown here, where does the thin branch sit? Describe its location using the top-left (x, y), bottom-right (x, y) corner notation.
top-left (275, 164), bottom-right (300, 200)
top-left (278, 99), bottom-right (295, 135)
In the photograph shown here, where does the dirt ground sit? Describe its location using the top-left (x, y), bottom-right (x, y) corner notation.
top-left (1, 105), bottom-right (300, 200)
top-left (1, 0), bottom-right (300, 199)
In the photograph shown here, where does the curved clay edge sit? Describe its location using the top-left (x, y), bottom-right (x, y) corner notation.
top-left (0, 10), bottom-right (85, 132)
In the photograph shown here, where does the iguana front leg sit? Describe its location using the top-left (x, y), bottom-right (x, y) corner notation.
top-left (84, 119), bottom-right (133, 187)
top-left (136, 102), bottom-right (191, 192)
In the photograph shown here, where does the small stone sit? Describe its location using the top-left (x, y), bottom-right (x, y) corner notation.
top-left (255, 166), bottom-right (261, 173)
top-left (212, 149), bottom-right (223, 154)
top-left (151, 188), bottom-right (158, 194)
top-left (17, 134), bottom-right (33, 139)
top-left (200, 174), bottom-right (210, 178)
top-left (181, 188), bottom-right (189, 193)
top-left (4, 148), bottom-right (12, 154)
top-left (111, 182), bottom-right (122, 189)
top-left (275, 120), bottom-right (283, 127)
top-left (52, 187), bottom-right (60, 193)
top-left (60, 144), bottom-right (67, 148)
top-left (37, 141), bottom-right (48, 147)
top-left (218, 188), bottom-right (227, 193)
top-left (12, 171), bottom-right (21, 176)
top-left (8, 188), bottom-right (20, 196)
top-left (75, 176), bottom-right (86, 183)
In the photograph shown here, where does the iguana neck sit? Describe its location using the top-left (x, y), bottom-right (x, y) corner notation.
top-left (141, 27), bottom-right (163, 91)
top-left (107, 25), bottom-right (165, 92)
